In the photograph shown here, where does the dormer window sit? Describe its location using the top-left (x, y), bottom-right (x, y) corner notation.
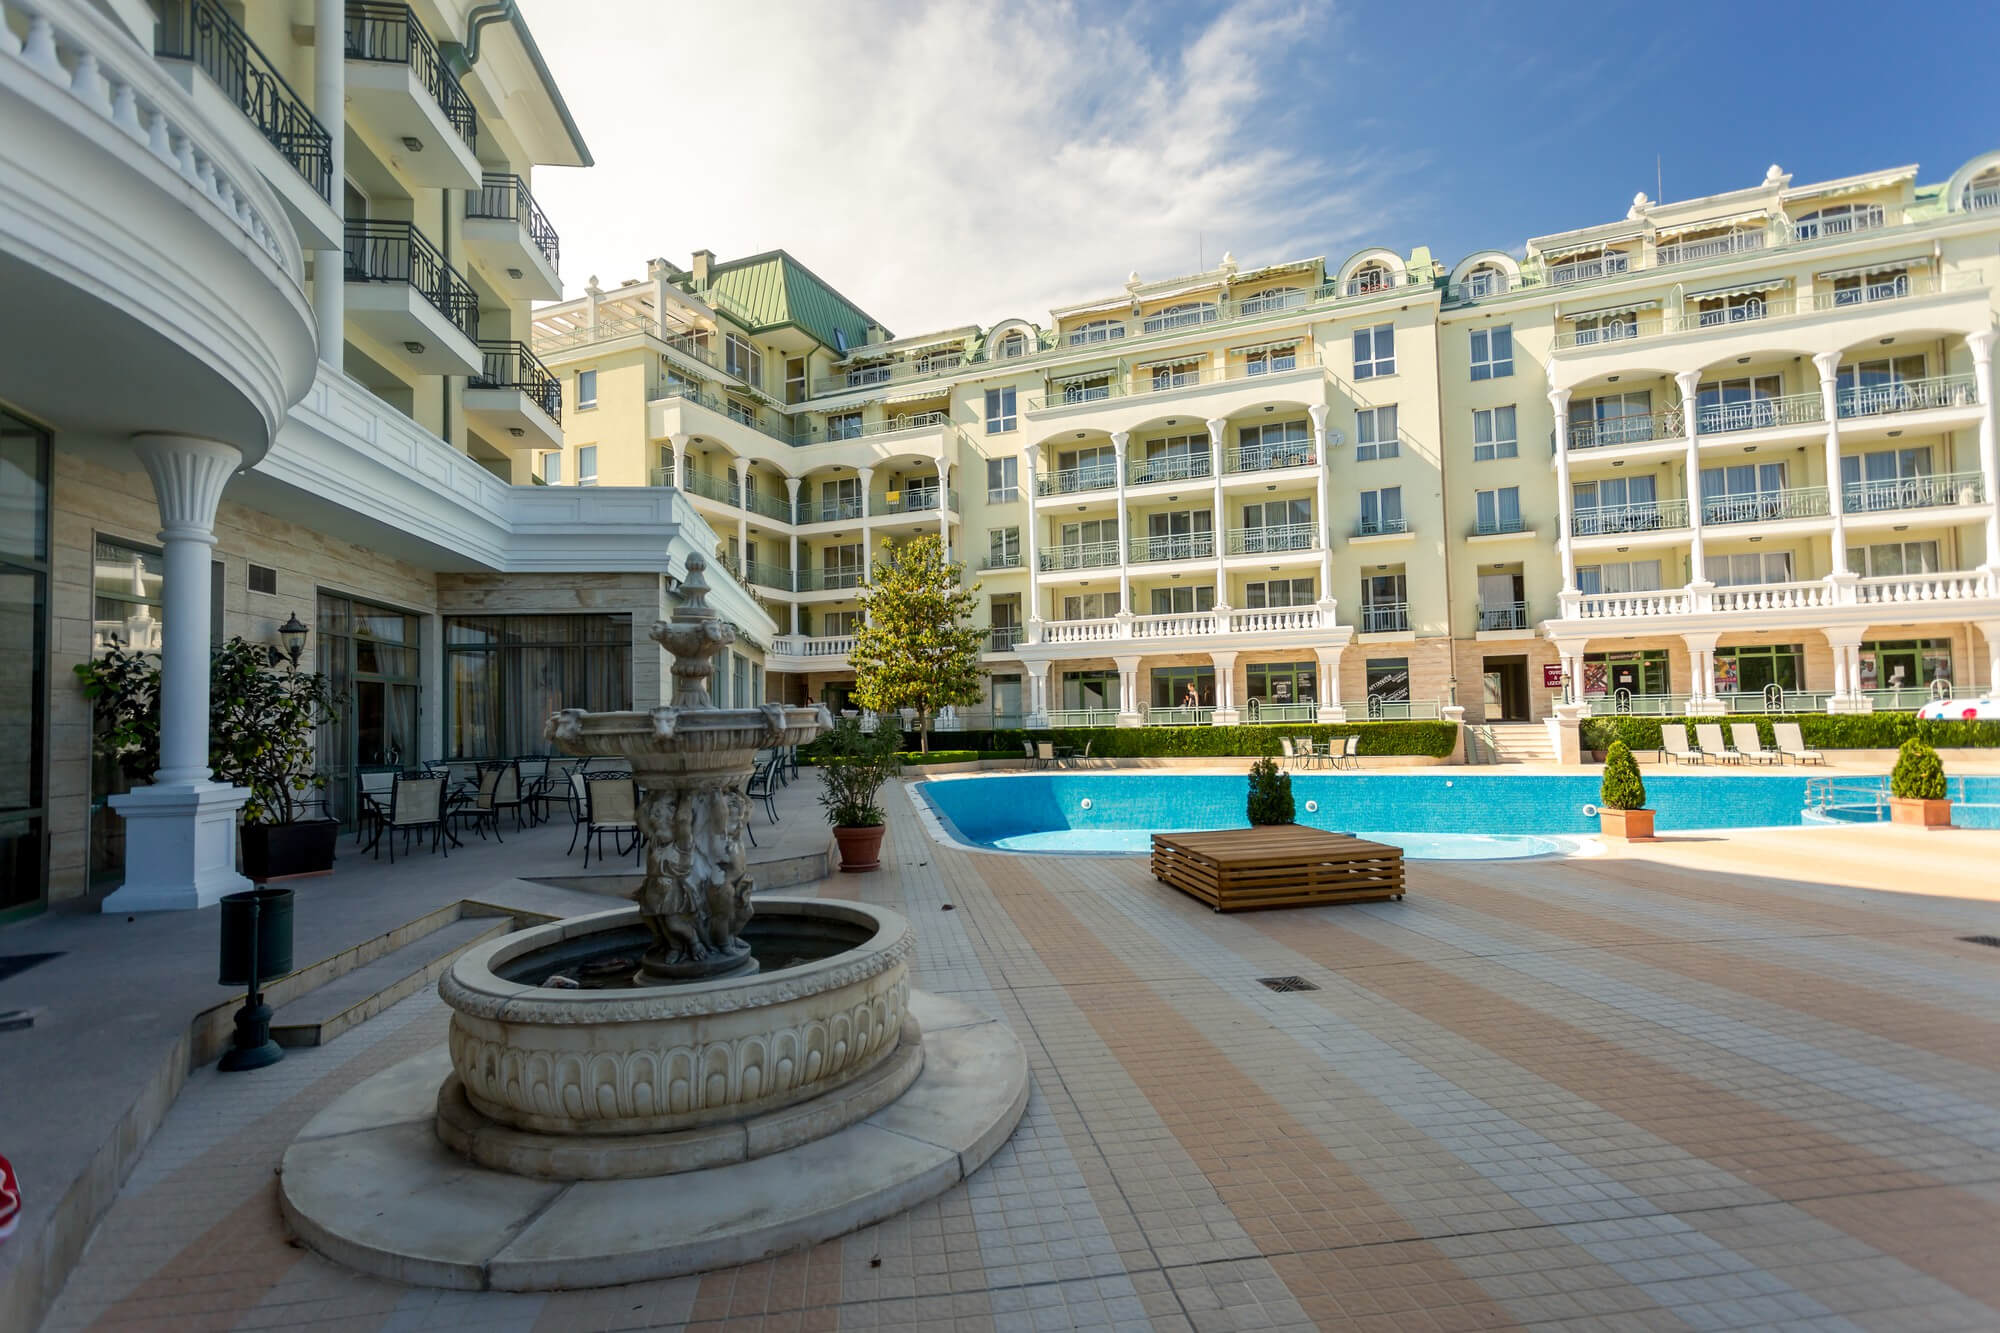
top-left (1964, 167), bottom-right (2000, 212)
top-left (1143, 302), bottom-right (1219, 334)
top-left (1068, 319), bottom-right (1126, 346)
top-left (1346, 262), bottom-right (1394, 296)
top-left (1792, 203), bottom-right (1885, 241)
top-left (1460, 266), bottom-right (1508, 300)
top-left (995, 331), bottom-right (1029, 359)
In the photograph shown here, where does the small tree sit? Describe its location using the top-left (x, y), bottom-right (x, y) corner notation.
top-left (1890, 737), bottom-right (1946, 801)
top-left (1246, 757), bottom-right (1295, 826)
top-left (848, 535), bottom-right (988, 753)
top-left (1599, 740), bottom-right (1647, 811)
top-left (815, 717), bottom-right (905, 828)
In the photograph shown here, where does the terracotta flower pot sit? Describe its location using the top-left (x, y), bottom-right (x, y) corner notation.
top-left (1888, 797), bottom-right (1952, 828)
top-left (1598, 807), bottom-right (1655, 841)
top-left (833, 823), bottom-right (887, 872)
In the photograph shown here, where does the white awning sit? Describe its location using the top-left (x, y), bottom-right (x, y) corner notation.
top-left (1685, 277), bottom-right (1791, 300)
top-left (1134, 354), bottom-right (1207, 371)
top-left (1229, 338), bottom-right (1302, 357)
top-left (1564, 299), bottom-right (1660, 320)
top-left (884, 386), bottom-right (948, 405)
top-left (1815, 256), bottom-right (1930, 281)
top-left (1654, 210), bottom-right (1767, 239)
top-left (1048, 365), bottom-right (1119, 388)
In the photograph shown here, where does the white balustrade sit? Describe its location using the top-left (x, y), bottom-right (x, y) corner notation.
top-left (1040, 618), bottom-right (1120, 643)
top-left (1575, 590), bottom-right (1694, 619)
top-left (1709, 581), bottom-right (1834, 613)
top-left (1130, 612), bottom-right (1217, 640)
top-left (1855, 572), bottom-right (1995, 604)
top-left (1228, 607), bottom-right (1323, 633)
top-left (770, 635), bottom-right (855, 657)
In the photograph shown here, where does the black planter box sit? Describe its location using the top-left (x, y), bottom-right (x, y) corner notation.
top-left (240, 819), bottom-right (339, 882)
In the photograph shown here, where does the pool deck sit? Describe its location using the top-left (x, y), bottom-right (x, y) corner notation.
top-left (23, 776), bottom-right (2000, 1332)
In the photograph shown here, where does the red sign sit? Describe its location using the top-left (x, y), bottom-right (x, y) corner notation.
top-left (1541, 664), bottom-right (1566, 689)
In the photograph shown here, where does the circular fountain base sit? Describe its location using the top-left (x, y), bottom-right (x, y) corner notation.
top-left (637, 937), bottom-right (757, 984)
top-left (277, 990), bottom-right (1029, 1291)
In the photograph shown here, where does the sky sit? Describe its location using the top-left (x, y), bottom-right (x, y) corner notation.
top-left (517, 0), bottom-right (2000, 339)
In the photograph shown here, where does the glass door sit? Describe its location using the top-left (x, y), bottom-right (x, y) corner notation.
top-left (319, 593), bottom-right (421, 827)
top-left (0, 411), bottom-right (49, 919)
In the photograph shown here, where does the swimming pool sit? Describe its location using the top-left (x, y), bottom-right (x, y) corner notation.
top-left (914, 771), bottom-right (1992, 858)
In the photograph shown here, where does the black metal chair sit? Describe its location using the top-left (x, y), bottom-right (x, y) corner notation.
top-left (484, 759), bottom-right (527, 831)
top-left (747, 753), bottom-right (780, 826)
top-left (513, 757), bottom-right (550, 825)
top-left (573, 776), bottom-right (641, 867)
top-left (374, 773), bottom-right (449, 862)
top-left (450, 764), bottom-right (507, 843)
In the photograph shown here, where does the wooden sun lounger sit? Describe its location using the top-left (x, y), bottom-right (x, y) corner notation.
top-left (1151, 827), bottom-right (1405, 913)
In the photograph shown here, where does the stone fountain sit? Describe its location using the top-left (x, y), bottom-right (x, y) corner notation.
top-left (275, 558), bottom-right (1028, 1290)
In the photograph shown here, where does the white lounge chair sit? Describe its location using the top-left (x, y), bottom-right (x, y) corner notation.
top-left (1773, 721), bottom-right (1825, 766)
top-left (1338, 734), bottom-right (1361, 770)
top-left (1278, 736), bottom-right (1299, 769)
top-left (1695, 723), bottom-right (1741, 764)
top-left (1660, 728), bottom-right (1705, 765)
top-left (1731, 723), bottom-right (1781, 765)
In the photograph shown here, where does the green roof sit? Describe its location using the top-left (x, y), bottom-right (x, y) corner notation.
top-left (692, 251), bottom-right (885, 352)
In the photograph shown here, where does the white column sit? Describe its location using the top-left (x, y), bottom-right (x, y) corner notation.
top-left (1977, 620), bottom-right (2000, 692)
top-left (1307, 404), bottom-right (1333, 597)
top-left (1314, 645), bottom-right (1346, 723)
top-left (1823, 628), bottom-right (1873, 713)
top-left (1026, 661), bottom-right (1050, 727)
top-left (1206, 417), bottom-right (1229, 606)
top-left (1114, 653), bottom-right (1142, 727)
top-left (1681, 631), bottom-right (1721, 715)
top-left (1547, 388), bottom-right (1576, 594)
top-left (1111, 431), bottom-right (1132, 613)
top-left (785, 477), bottom-right (802, 615)
top-left (1812, 351), bottom-right (1853, 579)
top-left (936, 453), bottom-right (951, 560)
top-left (669, 433), bottom-right (689, 490)
top-left (1020, 447), bottom-right (1042, 640)
top-left (1675, 370), bottom-right (1707, 587)
top-left (1970, 330), bottom-right (2000, 572)
top-left (103, 435), bottom-right (253, 913)
top-left (858, 464), bottom-right (875, 566)
top-left (312, 0), bottom-right (344, 366)
top-left (1210, 649), bottom-right (1239, 724)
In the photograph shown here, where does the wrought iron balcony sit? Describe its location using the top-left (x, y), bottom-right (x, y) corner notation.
top-left (157, 0), bottom-right (332, 201)
top-left (1360, 603), bottom-right (1409, 633)
top-left (1836, 374), bottom-right (1978, 420)
top-left (1570, 498), bottom-right (1689, 536)
top-left (470, 341), bottom-right (559, 421)
top-left (1036, 465), bottom-right (1118, 496)
top-left (1702, 486), bottom-right (1829, 525)
top-left (467, 174), bottom-right (558, 270)
top-left (1694, 391), bottom-right (1823, 435)
top-left (344, 2), bottom-right (475, 148)
top-left (1479, 602), bottom-right (1528, 631)
top-left (342, 220), bottom-right (478, 338)
top-left (1039, 541), bottom-right (1121, 572)
top-left (1128, 533), bottom-right (1214, 563)
top-left (1127, 453), bottom-right (1211, 485)
top-left (1226, 523), bottom-right (1317, 555)
top-left (1354, 514), bottom-right (1409, 537)
top-left (1843, 470), bottom-right (1985, 513)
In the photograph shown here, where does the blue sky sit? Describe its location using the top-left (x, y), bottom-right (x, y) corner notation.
top-left (524, 0), bottom-right (2000, 335)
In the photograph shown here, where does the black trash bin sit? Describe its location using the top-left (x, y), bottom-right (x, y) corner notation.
top-left (217, 887), bottom-right (294, 1071)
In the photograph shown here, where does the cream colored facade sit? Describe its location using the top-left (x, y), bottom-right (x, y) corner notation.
top-left (536, 152), bottom-right (2000, 729)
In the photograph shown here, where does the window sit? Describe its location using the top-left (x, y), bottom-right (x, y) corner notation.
top-left (1355, 405), bottom-right (1398, 460)
top-left (1346, 263), bottom-right (1393, 296)
top-left (1053, 445), bottom-right (1116, 490)
top-left (1793, 203), bottom-right (1882, 241)
top-left (1847, 541), bottom-right (1940, 578)
top-left (988, 596), bottom-right (1021, 650)
top-left (1583, 649), bottom-right (1669, 697)
top-left (1058, 517), bottom-right (1117, 547)
top-left (986, 455), bottom-right (1018, 502)
top-left (984, 387), bottom-right (1017, 434)
top-left (1133, 432), bottom-right (1211, 484)
top-left (1567, 391), bottom-right (1654, 449)
top-left (1569, 312), bottom-right (1638, 345)
top-left (1835, 355), bottom-right (1927, 416)
top-left (1243, 344), bottom-right (1297, 376)
top-left (1472, 406), bottom-right (1517, 460)
top-left (822, 544), bottom-right (865, 588)
top-left (1058, 375), bottom-right (1113, 405)
top-left (822, 609), bottom-right (861, 637)
top-left (1244, 577), bottom-right (1315, 608)
top-left (1353, 323), bottom-right (1395, 378)
top-left (93, 536), bottom-right (165, 653)
top-left (1238, 286), bottom-right (1304, 316)
top-left (1695, 292), bottom-right (1768, 326)
top-left (824, 411), bottom-right (863, 441)
top-left (1575, 559), bottom-right (1662, 595)
top-left (1061, 669), bottom-right (1119, 712)
top-left (988, 674), bottom-right (1024, 721)
top-left (1477, 571), bottom-right (1524, 628)
top-left (1470, 325), bottom-right (1512, 380)
top-left (1067, 319), bottom-right (1126, 346)
top-left (1571, 475), bottom-right (1659, 533)
top-left (1473, 487), bottom-right (1521, 534)
top-left (816, 476), bottom-right (862, 521)
top-left (1459, 266), bottom-right (1507, 300)
top-left (540, 451), bottom-right (562, 484)
top-left (1148, 585), bottom-right (1215, 615)
top-left (1695, 374), bottom-right (1783, 432)
top-left (1358, 487), bottom-right (1403, 535)
top-left (1714, 643), bottom-right (1804, 696)
top-left (846, 360), bottom-right (892, 387)
top-left (1060, 591), bottom-right (1120, 620)
top-left (1858, 638), bottom-right (1953, 692)
top-left (1235, 420), bottom-right (1311, 469)
top-left (1139, 509), bottom-right (1212, 560)
top-left (1240, 498), bottom-right (1313, 550)
top-left (1149, 360), bottom-right (1201, 391)
top-left (1246, 661), bottom-right (1315, 710)
top-left (576, 369), bottom-right (597, 409)
top-left (986, 527), bottom-right (1020, 568)
top-left (995, 331), bottom-right (1029, 359)
top-left (1699, 461), bottom-right (1790, 522)
top-left (1364, 655), bottom-right (1410, 699)
top-left (247, 563), bottom-right (277, 595)
top-left (1710, 551), bottom-right (1795, 586)
top-left (724, 333), bottom-right (762, 386)
top-left (1150, 665), bottom-right (1214, 709)
top-left (726, 398), bottom-right (759, 428)
top-left (913, 349), bottom-right (962, 376)
top-left (576, 445), bottom-right (598, 486)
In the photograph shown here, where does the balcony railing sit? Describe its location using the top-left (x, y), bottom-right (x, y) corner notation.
top-left (878, 488), bottom-right (956, 516)
top-left (344, 2), bottom-right (476, 149)
top-left (343, 220), bottom-right (478, 338)
top-left (743, 561), bottom-right (794, 591)
top-left (1226, 523), bottom-right (1318, 555)
top-left (1128, 533), bottom-right (1215, 563)
top-left (1230, 606), bottom-right (1324, 633)
top-left (1478, 602), bottom-right (1528, 631)
top-left (1128, 453), bottom-right (1212, 485)
top-left (1855, 570), bottom-right (1995, 604)
top-left (1566, 409), bottom-right (1683, 451)
top-left (797, 568), bottom-right (864, 592)
top-left (1694, 391), bottom-right (1823, 435)
top-left (743, 489), bottom-right (792, 522)
top-left (988, 626), bottom-right (1023, 652)
top-left (1654, 228), bottom-right (1768, 268)
top-left (1547, 253), bottom-right (1631, 286)
top-left (1025, 357), bottom-right (1321, 413)
top-left (1552, 275), bottom-right (1984, 352)
top-left (1355, 515), bottom-right (1409, 537)
top-left (1571, 498), bottom-right (1689, 535)
top-left (1021, 605), bottom-right (1331, 647)
top-left (470, 341), bottom-right (560, 421)
top-left (1141, 306), bottom-right (1220, 334)
top-left (468, 174), bottom-right (559, 271)
top-left (981, 550), bottom-right (1023, 571)
top-left (1843, 470), bottom-right (1986, 513)
top-left (1036, 465), bottom-right (1118, 496)
top-left (794, 410), bottom-right (955, 445)
top-left (681, 471), bottom-right (739, 506)
top-left (1360, 603), bottom-right (1409, 633)
top-left (805, 498), bottom-right (864, 523)
top-left (1702, 486), bottom-right (1829, 525)
top-left (661, 331), bottom-right (719, 371)
top-left (1145, 706), bottom-right (1214, 726)
top-left (1045, 708), bottom-right (1119, 726)
top-left (1225, 444), bottom-right (1317, 474)
top-left (157, 0), bottom-right (332, 201)
top-left (771, 634), bottom-right (855, 659)
top-left (651, 380), bottom-right (799, 450)
top-left (1244, 701), bottom-right (1317, 723)
top-left (1039, 541), bottom-right (1121, 572)
top-left (1790, 205), bottom-right (1884, 241)
top-left (1708, 580), bottom-right (1838, 613)
top-left (1471, 514), bottom-right (1529, 537)
top-left (1563, 570), bottom-right (1996, 622)
top-left (1132, 612), bottom-right (1218, 640)
top-left (1836, 374), bottom-right (1979, 420)
top-left (1363, 697), bottom-right (1440, 720)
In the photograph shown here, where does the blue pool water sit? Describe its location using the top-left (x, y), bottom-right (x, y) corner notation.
top-left (917, 772), bottom-right (2000, 857)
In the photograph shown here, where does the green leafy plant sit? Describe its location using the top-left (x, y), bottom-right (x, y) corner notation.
top-left (1582, 714), bottom-right (2000, 753)
top-left (814, 717), bottom-right (905, 828)
top-left (75, 637), bottom-right (344, 825)
top-left (1889, 737), bottom-right (1946, 801)
top-left (1246, 757), bottom-right (1295, 825)
top-left (847, 535), bottom-right (989, 753)
top-left (1599, 740), bottom-right (1647, 811)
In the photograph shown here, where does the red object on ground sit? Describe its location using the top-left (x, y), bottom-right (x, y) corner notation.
top-left (0, 1154), bottom-right (19, 1240)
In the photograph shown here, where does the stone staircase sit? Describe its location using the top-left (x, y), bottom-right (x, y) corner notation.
top-left (1471, 721), bottom-right (1555, 765)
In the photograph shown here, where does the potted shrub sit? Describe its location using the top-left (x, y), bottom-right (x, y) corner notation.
top-left (79, 636), bottom-right (345, 881)
top-left (1597, 740), bottom-right (1654, 840)
top-left (1888, 737), bottom-right (1951, 828)
top-left (1247, 756), bottom-right (1294, 826)
top-left (815, 716), bottom-right (904, 872)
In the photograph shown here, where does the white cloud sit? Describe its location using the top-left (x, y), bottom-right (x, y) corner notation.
top-left (518, 0), bottom-right (1386, 335)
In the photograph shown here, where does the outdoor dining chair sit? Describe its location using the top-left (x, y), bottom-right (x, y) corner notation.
top-left (575, 776), bottom-right (641, 868)
top-left (374, 773), bottom-right (449, 862)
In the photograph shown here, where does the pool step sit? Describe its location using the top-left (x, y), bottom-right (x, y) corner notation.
top-left (271, 915), bottom-right (511, 1048)
top-left (1480, 723), bottom-right (1554, 765)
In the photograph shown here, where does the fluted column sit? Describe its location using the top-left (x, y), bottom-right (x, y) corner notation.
top-left (1307, 403), bottom-right (1333, 597)
top-left (1548, 388), bottom-right (1576, 595)
top-left (858, 465), bottom-right (875, 565)
top-left (668, 432), bottom-right (689, 490)
top-left (936, 453), bottom-right (950, 560)
top-left (1675, 370), bottom-right (1707, 586)
top-left (1021, 446), bottom-right (1042, 639)
top-left (1114, 653), bottom-right (1142, 727)
top-left (785, 477), bottom-right (802, 623)
top-left (1111, 431), bottom-right (1131, 613)
top-left (1970, 330), bottom-right (1999, 572)
top-left (312, 0), bottom-right (344, 365)
top-left (103, 435), bottom-right (253, 913)
top-left (1206, 417), bottom-right (1228, 604)
top-left (1812, 351), bottom-right (1852, 578)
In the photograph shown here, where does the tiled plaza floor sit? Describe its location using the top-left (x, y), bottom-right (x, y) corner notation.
top-left (35, 781), bottom-right (2000, 1333)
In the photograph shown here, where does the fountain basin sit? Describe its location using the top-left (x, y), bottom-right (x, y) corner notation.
top-left (441, 900), bottom-right (913, 1141)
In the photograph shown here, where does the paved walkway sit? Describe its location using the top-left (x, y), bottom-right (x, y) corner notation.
top-left (28, 784), bottom-right (2000, 1332)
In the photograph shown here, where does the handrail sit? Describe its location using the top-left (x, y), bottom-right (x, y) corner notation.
top-left (469, 341), bottom-right (560, 422)
top-left (1701, 485), bottom-right (1829, 525)
top-left (342, 220), bottom-right (478, 338)
top-left (743, 489), bottom-right (792, 521)
top-left (1570, 498), bottom-right (1689, 535)
top-left (467, 174), bottom-right (558, 271)
top-left (156, 0), bottom-right (332, 201)
top-left (796, 567), bottom-right (865, 591)
top-left (680, 470), bottom-right (738, 506)
top-left (1478, 602), bottom-right (1528, 630)
top-left (1035, 464), bottom-right (1118, 496)
top-left (1355, 515), bottom-right (1410, 537)
top-left (1360, 603), bottom-right (1408, 633)
top-left (1225, 523), bottom-right (1318, 555)
top-left (1039, 541), bottom-right (1122, 571)
top-left (1836, 373), bottom-right (1979, 419)
top-left (1553, 274), bottom-right (1983, 351)
top-left (1470, 515), bottom-right (1530, 536)
top-left (343, 2), bottom-right (475, 149)
top-left (1566, 408), bottom-right (1683, 451)
top-left (796, 410), bottom-right (954, 445)
top-left (1129, 532), bottom-right (1216, 563)
top-left (1843, 470), bottom-right (1985, 513)
top-left (741, 560), bottom-right (794, 591)
top-left (1694, 391), bottom-right (1822, 435)
top-left (1225, 444), bottom-right (1316, 474)
top-left (1127, 453), bottom-right (1212, 485)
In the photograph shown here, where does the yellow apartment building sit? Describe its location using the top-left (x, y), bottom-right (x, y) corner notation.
top-left (535, 150), bottom-right (2000, 737)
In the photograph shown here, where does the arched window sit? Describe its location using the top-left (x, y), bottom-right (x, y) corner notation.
top-left (1067, 319), bottom-right (1127, 346)
top-left (1792, 202), bottom-right (1884, 241)
top-left (1963, 167), bottom-right (2000, 212)
top-left (1142, 302), bottom-right (1219, 334)
top-left (995, 331), bottom-right (1029, 359)
top-left (1346, 262), bottom-right (1393, 297)
top-left (1460, 265), bottom-right (1508, 300)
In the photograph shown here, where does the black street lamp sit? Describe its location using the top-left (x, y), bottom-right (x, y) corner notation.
top-left (272, 612), bottom-right (309, 669)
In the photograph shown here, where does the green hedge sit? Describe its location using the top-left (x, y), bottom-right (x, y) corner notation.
top-left (1581, 714), bottom-right (2000, 753)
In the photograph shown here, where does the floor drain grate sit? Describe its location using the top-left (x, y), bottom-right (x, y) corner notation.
top-left (1257, 975), bottom-right (1320, 993)
top-left (1959, 935), bottom-right (2000, 949)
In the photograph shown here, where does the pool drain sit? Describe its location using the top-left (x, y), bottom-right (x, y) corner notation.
top-left (1256, 975), bottom-right (1320, 993)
